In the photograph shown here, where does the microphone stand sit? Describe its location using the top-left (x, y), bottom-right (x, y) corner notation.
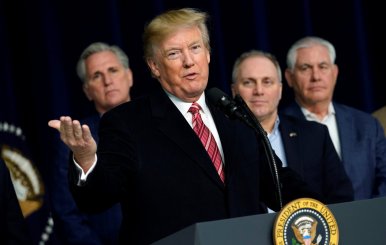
top-left (233, 95), bottom-right (283, 210)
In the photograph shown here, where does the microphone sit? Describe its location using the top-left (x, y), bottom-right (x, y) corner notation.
top-left (206, 87), bottom-right (246, 121)
top-left (206, 87), bottom-right (259, 131)
top-left (206, 87), bottom-right (283, 209)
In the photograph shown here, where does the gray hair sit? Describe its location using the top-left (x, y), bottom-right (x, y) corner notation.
top-left (232, 50), bottom-right (282, 84)
top-left (76, 42), bottom-right (130, 83)
top-left (286, 36), bottom-right (336, 71)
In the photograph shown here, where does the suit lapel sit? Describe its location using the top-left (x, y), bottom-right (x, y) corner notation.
top-left (333, 103), bottom-right (352, 164)
top-left (150, 88), bottom-right (224, 187)
top-left (279, 116), bottom-right (304, 175)
top-left (206, 100), bottom-right (232, 178)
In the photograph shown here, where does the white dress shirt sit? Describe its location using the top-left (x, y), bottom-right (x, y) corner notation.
top-left (167, 91), bottom-right (225, 162)
top-left (267, 116), bottom-right (287, 167)
top-left (300, 103), bottom-right (341, 159)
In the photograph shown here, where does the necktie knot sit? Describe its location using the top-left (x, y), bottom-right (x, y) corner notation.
top-left (188, 102), bottom-right (201, 115)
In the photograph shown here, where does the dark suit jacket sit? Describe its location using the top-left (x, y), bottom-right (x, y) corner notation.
top-left (69, 86), bottom-right (322, 245)
top-left (278, 114), bottom-right (353, 203)
top-left (49, 114), bottom-right (122, 244)
top-left (0, 158), bottom-right (31, 245)
top-left (281, 101), bottom-right (386, 200)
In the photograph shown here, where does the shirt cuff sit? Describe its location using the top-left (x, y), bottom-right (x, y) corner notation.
top-left (73, 154), bottom-right (97, 186)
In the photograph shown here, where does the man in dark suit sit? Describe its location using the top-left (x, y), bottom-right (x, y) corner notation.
top-left (49, 42), bottom-right (133, 244)
top-left (281, 36), bottom-right (386, 200)
top-left (49, 8), bottom-right (321, 245)
top-left (231, 50), bottom-right (353, 204)
top-left (0, 158), bottom-right (31, 244)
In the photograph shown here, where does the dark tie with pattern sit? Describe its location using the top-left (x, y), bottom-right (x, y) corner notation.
top-left (188, 102), bottom-right (225, 182)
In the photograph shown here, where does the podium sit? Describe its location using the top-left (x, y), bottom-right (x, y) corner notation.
top-left (152, 197), bottom-right (386, 245)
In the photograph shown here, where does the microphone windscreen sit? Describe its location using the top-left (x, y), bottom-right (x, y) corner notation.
top-left (206, 87), bottom-right (229, 106)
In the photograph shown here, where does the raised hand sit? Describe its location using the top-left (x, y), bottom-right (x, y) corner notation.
top-left (48, 116), bottom-right (97, 173)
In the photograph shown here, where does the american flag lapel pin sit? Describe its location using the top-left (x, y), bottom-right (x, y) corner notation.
top-left (289, 132), bottom-right (297, 137)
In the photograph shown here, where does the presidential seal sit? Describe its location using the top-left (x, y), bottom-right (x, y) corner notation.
top-left (1, 121), bottom-right (54, 245)
top-left (0, 121), bottom-right (45, 217)
top-left (273, 198), bottom-right (339, 245)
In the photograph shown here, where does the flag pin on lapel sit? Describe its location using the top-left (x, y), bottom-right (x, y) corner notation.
top-left (289, 132), bottom-right (297, 137)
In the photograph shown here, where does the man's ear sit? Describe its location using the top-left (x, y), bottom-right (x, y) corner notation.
top-left (146, 58), bottom-right (160, 78)
top-left (285, 69), bottom-right (294, 88)
top-left (278, 82), bottom-right (283, 100)
top-left (82, 84), bottom-right (92, 101)
top-left (126, 68), bottom-right (134, 88)
top-left (333, 64), bottom-right (339, 81)
top-left (231, 83), bottom-right (236, 97)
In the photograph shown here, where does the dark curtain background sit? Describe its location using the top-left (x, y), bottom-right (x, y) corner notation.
top-left (1, 0), bottom-right (385, 243)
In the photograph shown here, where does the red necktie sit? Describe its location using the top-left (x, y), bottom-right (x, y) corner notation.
top-left (189, 102), bottom-right (225, 182)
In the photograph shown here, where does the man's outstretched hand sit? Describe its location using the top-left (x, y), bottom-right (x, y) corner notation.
top-left (48, 116), bottom-right (97, 173)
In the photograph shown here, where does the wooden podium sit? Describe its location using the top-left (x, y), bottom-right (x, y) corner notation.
top-left (152, 197), bottom-right (386, 244)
